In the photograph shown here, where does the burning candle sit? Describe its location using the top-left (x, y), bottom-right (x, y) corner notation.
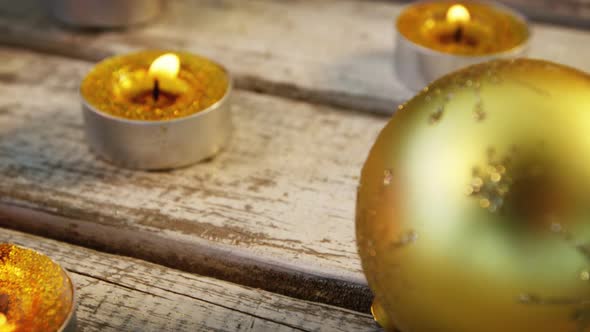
top-left (0, 244), bottom-right (75, 332)
top-left (80, 50), bottom-right (233, 170)
top-left (0, 313), bottom-right (17, 332)
top-left (395, 1), bottom-right (530, 91)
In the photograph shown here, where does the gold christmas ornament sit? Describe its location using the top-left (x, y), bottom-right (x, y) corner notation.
top-left (356, 59), bottom-right (590, 332)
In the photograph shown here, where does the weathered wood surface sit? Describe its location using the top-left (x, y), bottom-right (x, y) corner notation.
top-left (0, 0), bottom-right (588, 315)
top-left (0, 227), bottom-right (379, 332)
top-left (0, 46), bottom-right (386, 311)
top-left (0, 0), bottom-right (588, 115)
top-left (496, 0), bottom-right (590, 28)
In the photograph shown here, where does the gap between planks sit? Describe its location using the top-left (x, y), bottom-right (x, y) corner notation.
top-left (0, 203), bottom-right (373, 314)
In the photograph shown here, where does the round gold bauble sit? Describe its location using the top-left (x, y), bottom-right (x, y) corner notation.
top-left (356, 59), bottom-right (590, 332)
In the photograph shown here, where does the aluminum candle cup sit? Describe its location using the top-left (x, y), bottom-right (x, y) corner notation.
top-left (395, 1), bottom-right (530, 91)
top-left (0, 244), bottom-right (76, 332)
top-left (49, 0), bottom-right (162, 28)
top-left (81, 50), bottom-right (232, 170)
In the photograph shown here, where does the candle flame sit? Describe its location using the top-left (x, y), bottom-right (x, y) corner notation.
top-left (149, 53), bottom-right (181, 79)
top-left (0, 313), bottom-right (16, 332)
top-left (446, 4), bottom-right (470, 24)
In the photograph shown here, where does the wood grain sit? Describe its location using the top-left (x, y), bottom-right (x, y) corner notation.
top-left (0, 46), bottom-right (386, 311)
top-left (0, 0), bottom-right (588, 114)
top-left (0, 227), bottom-right (380, 332)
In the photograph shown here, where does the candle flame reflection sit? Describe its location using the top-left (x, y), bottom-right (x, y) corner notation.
top-left (446, 4), bottom-right (471, 24)
top-left (149, 53), bottom-right (181, 80)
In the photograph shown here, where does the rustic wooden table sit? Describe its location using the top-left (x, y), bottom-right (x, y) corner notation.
top-left (0, 0), bottom-right (588, 331)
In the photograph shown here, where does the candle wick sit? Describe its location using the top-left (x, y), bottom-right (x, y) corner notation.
top-left (153, 79), bottom-right (160, 102)
top-left (454, 26), bottom-right (464, 43)
top-left (0, 293), bottom-right (9, 314)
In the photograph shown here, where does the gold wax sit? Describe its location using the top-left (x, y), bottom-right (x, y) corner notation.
top-left (0, 244), bottom-right (73, 332)
top-left (81, 50), bottom-right (229, 121)
top-left (397, 1), bottom-right (529, 55)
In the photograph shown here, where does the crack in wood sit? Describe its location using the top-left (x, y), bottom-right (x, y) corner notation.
top-left (70, 269), bottom-right (170, 301)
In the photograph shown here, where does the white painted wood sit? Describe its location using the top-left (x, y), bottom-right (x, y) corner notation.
top-left (0, 0), bottom-right (587, 312)
top-left (0, 47), bottom-right (386, 311)
top-left (0, 0), bottom-right (588, 114)
top-left (0, 227), bottom-right (380, 332)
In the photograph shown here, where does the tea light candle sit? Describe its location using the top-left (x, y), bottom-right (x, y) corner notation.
top-left (49, 0), bottom-right (161, 28)
top-left (80, 50), bottom-right (232, 170)
top-left (395, 1), bottom-right (530, 91)
top-left (0, 244), bottom-right (76, 332)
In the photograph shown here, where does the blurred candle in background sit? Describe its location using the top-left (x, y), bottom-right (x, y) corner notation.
top-left (397, 1), bottom-right (528, 55)
top-left (49, 0), bottom-right (162, 28)
top-left (394, 1), bottom-right (530, 91)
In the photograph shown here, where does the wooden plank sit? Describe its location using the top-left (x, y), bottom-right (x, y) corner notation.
top-left (0, 46), bottom-right (385, 311)
top-left (0, 227), bottom-right (379, 332)
top-left (0, 0), bottom-right (588, 114)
